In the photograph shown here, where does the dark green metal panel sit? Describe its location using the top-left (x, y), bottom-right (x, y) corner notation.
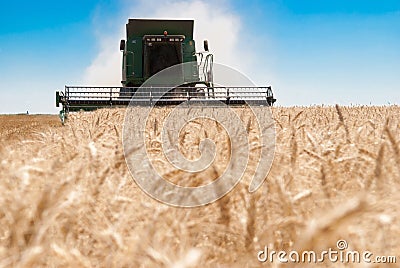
top-left (126, 35), bottom-right (143, 85)
top-left (182, 40), bottom-right (198, 83)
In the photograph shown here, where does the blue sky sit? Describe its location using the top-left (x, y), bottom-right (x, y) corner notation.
top-left (0, 0), bottom-right (399, 113)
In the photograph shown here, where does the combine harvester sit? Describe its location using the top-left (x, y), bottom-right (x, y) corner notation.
top-left (56, 19), bottom-right (276, 122)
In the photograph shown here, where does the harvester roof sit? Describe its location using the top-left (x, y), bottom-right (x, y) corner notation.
top-left (126, 19), bottom-right (194, 39)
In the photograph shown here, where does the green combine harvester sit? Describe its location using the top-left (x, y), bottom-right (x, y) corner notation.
top-left (56, 19), bottom-right (276, 122)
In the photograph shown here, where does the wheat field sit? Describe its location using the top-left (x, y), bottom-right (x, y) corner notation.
top-left (0, 105), bottom-right (399, 267)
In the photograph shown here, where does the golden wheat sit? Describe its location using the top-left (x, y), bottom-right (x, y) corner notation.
top-left (0, 105), bottom-right (399, 267)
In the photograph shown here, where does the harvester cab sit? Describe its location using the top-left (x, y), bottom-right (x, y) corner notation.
top-left (119, 19), bottom-right (212, 96)
top-left (55, 19), bottom-right (275, 123)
